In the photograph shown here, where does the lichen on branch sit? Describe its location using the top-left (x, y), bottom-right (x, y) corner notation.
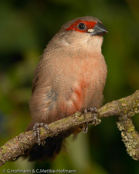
top-left (0, 90), bottom-right (139, 166)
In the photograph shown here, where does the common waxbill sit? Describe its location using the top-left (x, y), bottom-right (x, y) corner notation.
top-left (25, 16), bottom-right (108, 161)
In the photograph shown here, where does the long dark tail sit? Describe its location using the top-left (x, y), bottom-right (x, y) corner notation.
top-left (23, 121), bottom-right (76, 161)
top-left (24, 135), bottom-right (64, 161)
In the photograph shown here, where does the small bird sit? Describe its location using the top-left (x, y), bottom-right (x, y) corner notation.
top-left (25, 16), bottom-right (108, 161)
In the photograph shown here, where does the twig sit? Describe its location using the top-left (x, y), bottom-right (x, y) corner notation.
top-left (0, 90), bottom-right (139, 166)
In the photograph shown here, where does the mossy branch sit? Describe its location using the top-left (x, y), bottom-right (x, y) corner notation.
top-left (0, 90), bottom-right (139, 166)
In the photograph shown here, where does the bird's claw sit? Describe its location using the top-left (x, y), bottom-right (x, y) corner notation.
top-left (83, 107), bottom-right (101, 133)
top-left (33, 123), bottom-right (52, 145)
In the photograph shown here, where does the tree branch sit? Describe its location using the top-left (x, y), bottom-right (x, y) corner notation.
top-left (0, 90), bottom-right (139, 166)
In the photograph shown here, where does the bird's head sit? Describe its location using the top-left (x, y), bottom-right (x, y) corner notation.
top-left (63, 16), bottom-right (107, 36)
top-left (58, 16), bottom-right (108, 48)
top-left (46, 16), bottom-right (107, 52)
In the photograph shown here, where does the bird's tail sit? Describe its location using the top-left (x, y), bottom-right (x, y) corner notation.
top-left (24, 135), bottom-right (65, 161)
top-left (23, 122), bottom-right (79, 161)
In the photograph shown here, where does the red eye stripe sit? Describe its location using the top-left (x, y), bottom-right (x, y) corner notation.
top-left (65, 20), bottom-right (97, 32)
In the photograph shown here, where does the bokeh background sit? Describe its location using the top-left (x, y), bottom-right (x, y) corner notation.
top-left (0, 0), bottom-right (139, 173)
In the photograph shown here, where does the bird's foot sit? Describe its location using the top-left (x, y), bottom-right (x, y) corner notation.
top-left (83, 107), bottom-right (101, 133)
top-left (33, 123), bottom-right (52, 145)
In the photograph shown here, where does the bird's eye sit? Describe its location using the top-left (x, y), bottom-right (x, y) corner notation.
top-left (77, 23), bottom-right (86, 31)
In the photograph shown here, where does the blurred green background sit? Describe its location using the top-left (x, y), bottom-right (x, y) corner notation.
top-left (0, 0), bottom-right (139, 173)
